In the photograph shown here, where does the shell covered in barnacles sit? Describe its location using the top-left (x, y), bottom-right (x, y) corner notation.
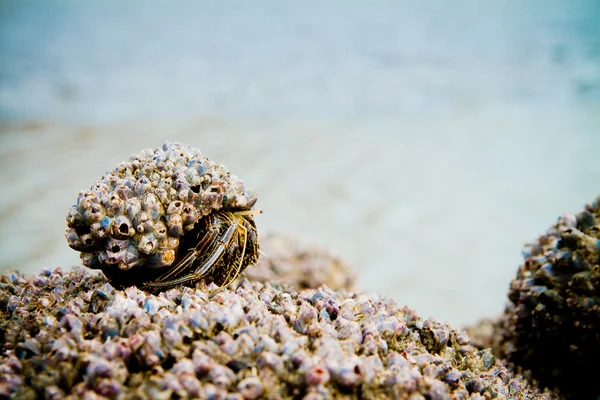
top-left (503, 198), bottom-right (600, 398)
top-left (65, 141), bottom-right (258, 288)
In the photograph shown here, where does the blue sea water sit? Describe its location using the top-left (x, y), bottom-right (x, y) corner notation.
top-left (1, 1), bottom-right (599, 121)
top-left (0, 1), bottom-right (599, 324)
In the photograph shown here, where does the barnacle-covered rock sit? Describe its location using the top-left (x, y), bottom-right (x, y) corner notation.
top-left (491, 198), bottom-right (600, 398)
top-left (0, 267), bottom-right (557, 399)
top-left (464, 317), bottom-right (506, 357)
top-left (65, 142), bottom-right (258, 288)
top-left (238, 232), bottom-right (356, 291)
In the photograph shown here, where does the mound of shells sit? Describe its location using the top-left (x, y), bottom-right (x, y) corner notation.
top-left (468, 198), bottom-right (600, 399)
top-left (0, 268), bottom-right (556, 399)
top-left (65, 141), bottom-right (257, 288)
top-left (239, 232), bottom-right (356, 292)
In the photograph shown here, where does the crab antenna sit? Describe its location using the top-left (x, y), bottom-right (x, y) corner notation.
top-left (234, 209), bottom-right (263, 216)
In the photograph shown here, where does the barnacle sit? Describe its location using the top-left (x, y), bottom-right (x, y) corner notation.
top-left (0, 267), bottom-right (558, 399)
top-left (65, 142), bottom-right (259, 289)
top-left (240, 232), bottom-right (356, 291)
top-left (503, 198), bottom-right (600, 398)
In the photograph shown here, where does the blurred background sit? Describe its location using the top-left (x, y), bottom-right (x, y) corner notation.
top-left (1, 1), bottom-right (599, 325)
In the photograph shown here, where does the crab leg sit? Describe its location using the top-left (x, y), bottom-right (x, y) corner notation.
top-left (220, 215), bottom-right (249, 287)
top-left (144, 218), bottom-right (237, 288)
top-left (149, 213), bottom-right (222, 284)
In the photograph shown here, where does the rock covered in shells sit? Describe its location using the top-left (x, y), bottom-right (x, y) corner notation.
top-left (238, 232), bottom-right (356, 291)
top-left (65, 142), bottom-right (257, 287)
top-left (464, 317), bottom-right (506, 358)
top-left (478, 198), bottom-right (600, 399)
top-left (0, 267), bottom-right (557, 399)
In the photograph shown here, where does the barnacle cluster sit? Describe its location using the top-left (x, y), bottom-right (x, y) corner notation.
top-left (241, 232), bottom-right (357, 291)
top-left (65, 142), bottom-right (258, 288)
top-left (466, 198), bottom-right (600, 399)
top-left (0, 267), bottom-right (557, 399)
top-left (496, 200), bottom-right (600, 398)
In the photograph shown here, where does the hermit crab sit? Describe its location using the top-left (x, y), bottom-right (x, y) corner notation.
top-left (65, 141), bottom-right (260, 290)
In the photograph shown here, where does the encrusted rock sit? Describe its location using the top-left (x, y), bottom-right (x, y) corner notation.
top-left (0, 267), bottom-right (557, 399)
top-left (65, 142), bottom-right (258, 288)
top-left (464, 317), bottom-right (506, 357)
top-left (470, 198), bottom-right (600, 399)
top-left (239, 232), bottom-right (356, 291)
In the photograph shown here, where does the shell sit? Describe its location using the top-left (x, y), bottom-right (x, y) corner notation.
top-left (65, 142), bottom-right (258, 288)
